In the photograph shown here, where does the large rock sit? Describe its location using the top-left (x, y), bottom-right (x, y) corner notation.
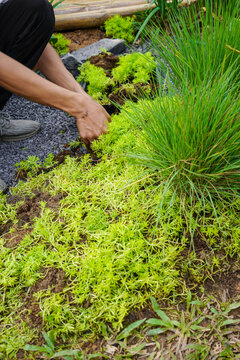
top-left (72, 38), bottom-right (126, 61)
top-left (62, 38), bottom-right (126, 77)
top-left (61, 53), bottom-right (82, 78)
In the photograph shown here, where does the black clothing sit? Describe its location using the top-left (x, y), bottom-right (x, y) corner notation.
top-left (0, 0), bottom-right (55, 109)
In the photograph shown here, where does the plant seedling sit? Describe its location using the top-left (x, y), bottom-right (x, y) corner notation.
top-left (24, 331), bottom-right (82, 359)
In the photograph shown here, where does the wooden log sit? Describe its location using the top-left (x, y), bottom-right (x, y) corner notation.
top-left (54, 0), bottom-right (197, 31)
top-left (54, 0), bottom-right (150, 15)
top-left (55, 3), bottom-right (153, 30)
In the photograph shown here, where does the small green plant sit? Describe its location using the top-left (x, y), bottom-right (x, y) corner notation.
top-left (15, 153), bottom-right (57, 177)
top-left (15, 155), bottom-right (42, 177)
top-left (77, 62), bottom-right (112, 102)
top-left (104, 15), bottom-right (135, 44)
top-left (134, 0), bottom-right (181, 43)
top-left (42, 153), bottom-right (58, 169)
top-left (24, 331), bottom-right (81, 359)
top-left (112, 52), bottom-right (155, 84)
top-left (143, 295), bottom-right (240, 359)
top-left (50, 33), bottom-right (70, 56)
top-left (77, 52), bottom-right (155, 103)
top-left (69, 140), bottom-right (81, 150)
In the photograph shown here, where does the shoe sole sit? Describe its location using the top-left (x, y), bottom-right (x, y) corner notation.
top-left (0, 126), bottom-right (40, 142)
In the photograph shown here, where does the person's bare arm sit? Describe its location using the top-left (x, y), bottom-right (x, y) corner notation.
top-left (0, 51), bottom-right (110, 143)
top-left (35, 43), bottom-right (84, 94)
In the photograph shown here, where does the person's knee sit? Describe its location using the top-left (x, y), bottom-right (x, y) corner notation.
top-left (21, 0), bottom-right (55, 37)
top-left (20, 0), bottom-right (55, 27)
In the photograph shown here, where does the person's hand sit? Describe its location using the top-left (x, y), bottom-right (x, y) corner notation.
top-left (75, 94), bottom-right (110, 145)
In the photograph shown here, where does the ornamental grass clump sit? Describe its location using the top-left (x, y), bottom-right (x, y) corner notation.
top-left (147, 2), bottom-right (240, 88)
top-left (124, 68), bottom-right (240, 230)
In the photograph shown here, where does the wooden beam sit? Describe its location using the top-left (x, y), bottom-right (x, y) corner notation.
top-left (55, 3), bottom-right (153, 30)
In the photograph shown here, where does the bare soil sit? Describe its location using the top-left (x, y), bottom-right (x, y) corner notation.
top-left (89, 52), bottom-right (119, 72)
top-left (63, 28), bottom-right (106, 52)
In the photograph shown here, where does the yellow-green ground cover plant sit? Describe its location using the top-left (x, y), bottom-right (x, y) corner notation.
top-left (104, 15), bottom-right (135, 44)
top-left (0, 1), bottom-right (239, 359)
top-left (50, 33), bottom-right (70, 57)
top-left (0, 95), bottom-right (239, 357)
top-left (76, 51), bottom-right (156, 103)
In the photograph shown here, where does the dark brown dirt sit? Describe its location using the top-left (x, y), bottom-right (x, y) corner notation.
top-left (3, 228), bottom-right (32, 248)
top-left (109, 83), bottom-right (147, 105)
top-left (204, 269), bottom-right (240, 304)
top-left (21, 267), bottom-right (68, 330)
top-left (16, 192), bottom-right (64, 226)
top-left (63, 28), bottom-right (106, 52)
top-left (29, 267), bottom-right (67, 295)
top-left (0, 220), bottom-right (13, 236)
top-left (89, 52), bottom-right (119, 71)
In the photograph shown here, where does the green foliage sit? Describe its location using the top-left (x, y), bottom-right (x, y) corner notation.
top-left (77, 62), bottom-right (112, 102)
top-left (104, 15), bottom-right (135, 44)
top-left (112, 52), bottom-right (155, 84)
top-left (148, 2), bottom-right (240, 88)
top-left (142, 295), bottom-right (240, 358)
top-left (1, 4), bottom-right (240, 356)
top-left (15, 155), bottom-right (41, 176)
top-left (24, 331), bottom-right (82, 359)
top-left (134, 0), bottom-right (181, 43)
top-left (15, 154), bottom-right (57, 177)
top-left (77, 52), bottom-right (155, 103)
top-left (49, 0), bottom-right (65, 9)
top-left (0, 99), bottom-right (239, 355)
top-left (50, 33), bottom-right (70, 56)
top-left (124, 69), bottom-right (240, 235)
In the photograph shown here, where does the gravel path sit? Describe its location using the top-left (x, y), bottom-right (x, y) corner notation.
top-left (0, 95), bottom-right (81, 187)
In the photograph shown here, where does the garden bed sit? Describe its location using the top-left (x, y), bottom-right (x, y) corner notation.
top-left (0, 3), bottom-right (240, 359)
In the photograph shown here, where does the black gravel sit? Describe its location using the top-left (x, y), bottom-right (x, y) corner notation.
top-left (0, 94), bottom-right (83, 188)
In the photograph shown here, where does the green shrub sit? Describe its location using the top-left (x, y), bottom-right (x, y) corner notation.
top-left (50, 33), bottom-right (70, 56)
top-left (104, 15), bottom-right (135, 44)
top-left (112, 52), bottom-right (155, 84)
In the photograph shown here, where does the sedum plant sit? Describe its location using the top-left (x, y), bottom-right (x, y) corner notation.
top-left (77, 61), bottom-right (112, 102)
top-left (50, 33), bottom-right (70, 56)
top-left (77, 52), bottom-right (156, 103)
top-left (104, 15), bottom-right (135, 44)
top-left (112, 51), bottom-right (155, 84)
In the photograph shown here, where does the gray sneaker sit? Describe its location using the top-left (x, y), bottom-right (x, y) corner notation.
top-left (0, 178), bottom-right (7, 193)
top-left (0, 111), bottom-right (40, 141)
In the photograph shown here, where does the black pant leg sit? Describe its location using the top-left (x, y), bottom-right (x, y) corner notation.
top-left (0, 0), bottom-right (55, 109)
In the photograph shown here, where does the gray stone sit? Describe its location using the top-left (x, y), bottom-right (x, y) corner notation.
top-left (61, 53), bottom-right (82, 78)
top-left (71, 38), bottom-right (126, 63)
top-left (0, 178), bottom-right (7, 193)
top-left (61, 39), bottom-right (125, 78)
